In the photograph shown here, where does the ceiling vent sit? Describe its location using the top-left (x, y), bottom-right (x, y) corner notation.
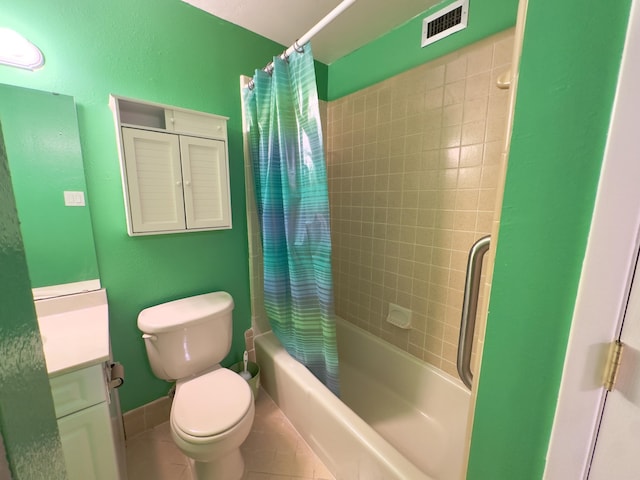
top-left (421, 0), bottom-right (469, 48)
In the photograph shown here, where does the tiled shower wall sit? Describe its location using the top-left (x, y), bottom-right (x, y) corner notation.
top-left (325, 29), bottom-right (514, 377)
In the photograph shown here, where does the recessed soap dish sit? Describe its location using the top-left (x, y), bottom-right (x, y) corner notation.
top-left (387, 303), bottom-right (412, 329)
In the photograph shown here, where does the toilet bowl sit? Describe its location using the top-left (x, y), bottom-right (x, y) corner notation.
top-left (170, 368), bottom-right (255, 479)
top-left (137, 292), bottom-right (255, 480)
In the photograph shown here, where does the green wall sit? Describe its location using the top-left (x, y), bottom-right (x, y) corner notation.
top-left (327, 0), bottom-right (518, 100)
top-left (467, 0), bottom-right (632, 478)
top-left (0, 127), bottom-right (67, 478)
top-left (0, 85), bottom-right (99, 288)
top-left (0, 0), bottom-right (294, 412)
top-left (0, 0), bottom-right (633, 475)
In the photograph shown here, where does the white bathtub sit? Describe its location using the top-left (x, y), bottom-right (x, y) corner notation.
top-left (255, 317), bottom-right (471, 480)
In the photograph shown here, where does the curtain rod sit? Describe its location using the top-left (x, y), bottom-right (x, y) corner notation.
top-left (248, 0), bottom-right (356, 88)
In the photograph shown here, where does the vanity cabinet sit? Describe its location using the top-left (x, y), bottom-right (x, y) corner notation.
top-left (110, 95), bottom-right (231, 236)
top-left (50, 363), bottom-right (120, 480)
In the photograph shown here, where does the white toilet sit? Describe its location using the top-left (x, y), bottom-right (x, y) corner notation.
top-left (137, 291), bottom-right (255, 480)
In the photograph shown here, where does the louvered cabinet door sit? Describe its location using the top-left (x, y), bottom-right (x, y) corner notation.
top-left (179, 136), bottom-right (231, 229)
top-left (121, 127), bottom-right (186, 233)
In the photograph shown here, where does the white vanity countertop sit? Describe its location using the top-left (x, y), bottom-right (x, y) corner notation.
top-left (35, 288), bottom-right (110, 377)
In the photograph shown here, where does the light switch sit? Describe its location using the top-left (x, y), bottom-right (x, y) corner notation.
top-left (63, 191), bottom-right (85, 207)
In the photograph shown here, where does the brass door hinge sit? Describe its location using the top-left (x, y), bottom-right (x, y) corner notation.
top-left (603, 340), bottom-right (624, 392)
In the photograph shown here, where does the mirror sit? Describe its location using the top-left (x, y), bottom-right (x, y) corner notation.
top-left (0, 84), bottom-right (99, 296)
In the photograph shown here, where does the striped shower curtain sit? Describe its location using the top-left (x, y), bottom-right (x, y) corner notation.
top-left (242, 45), bottom-right (340, 395)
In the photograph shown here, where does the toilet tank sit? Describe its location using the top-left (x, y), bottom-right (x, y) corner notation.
top-left (137, 292), bottom-right (234, 381)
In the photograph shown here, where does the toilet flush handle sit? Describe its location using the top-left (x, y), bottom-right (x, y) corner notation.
top-left (142, 333), bottom-right (157, 341)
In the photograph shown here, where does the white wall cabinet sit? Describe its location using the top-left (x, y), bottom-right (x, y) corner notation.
top-left (110, 95), bottom-right (231, 236)
top-left (50, 363), bottom-right (120, 480)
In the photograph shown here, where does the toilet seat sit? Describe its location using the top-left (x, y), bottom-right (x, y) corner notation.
top-left (172, 368), bottom-right (252, 438)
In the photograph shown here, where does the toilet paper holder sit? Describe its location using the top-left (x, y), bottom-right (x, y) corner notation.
top-left (108, 362), bottom-right (125, 389)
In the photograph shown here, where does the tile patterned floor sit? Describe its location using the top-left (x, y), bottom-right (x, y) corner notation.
top-left (126, 388), bottom-right (335, 480)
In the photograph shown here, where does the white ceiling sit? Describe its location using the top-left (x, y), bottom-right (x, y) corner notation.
top-left (182, 0), bottom-right (440, 64)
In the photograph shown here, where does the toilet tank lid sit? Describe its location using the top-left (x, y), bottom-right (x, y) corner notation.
top-left (137, 291), bottom-right (234, 333)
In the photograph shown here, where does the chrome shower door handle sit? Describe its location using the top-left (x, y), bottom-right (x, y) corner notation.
top-left (457, 235), bottom-right (491, 390)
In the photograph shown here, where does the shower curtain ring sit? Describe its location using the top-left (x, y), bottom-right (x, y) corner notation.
top-left (294, 40), bottom-right (305, 53)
